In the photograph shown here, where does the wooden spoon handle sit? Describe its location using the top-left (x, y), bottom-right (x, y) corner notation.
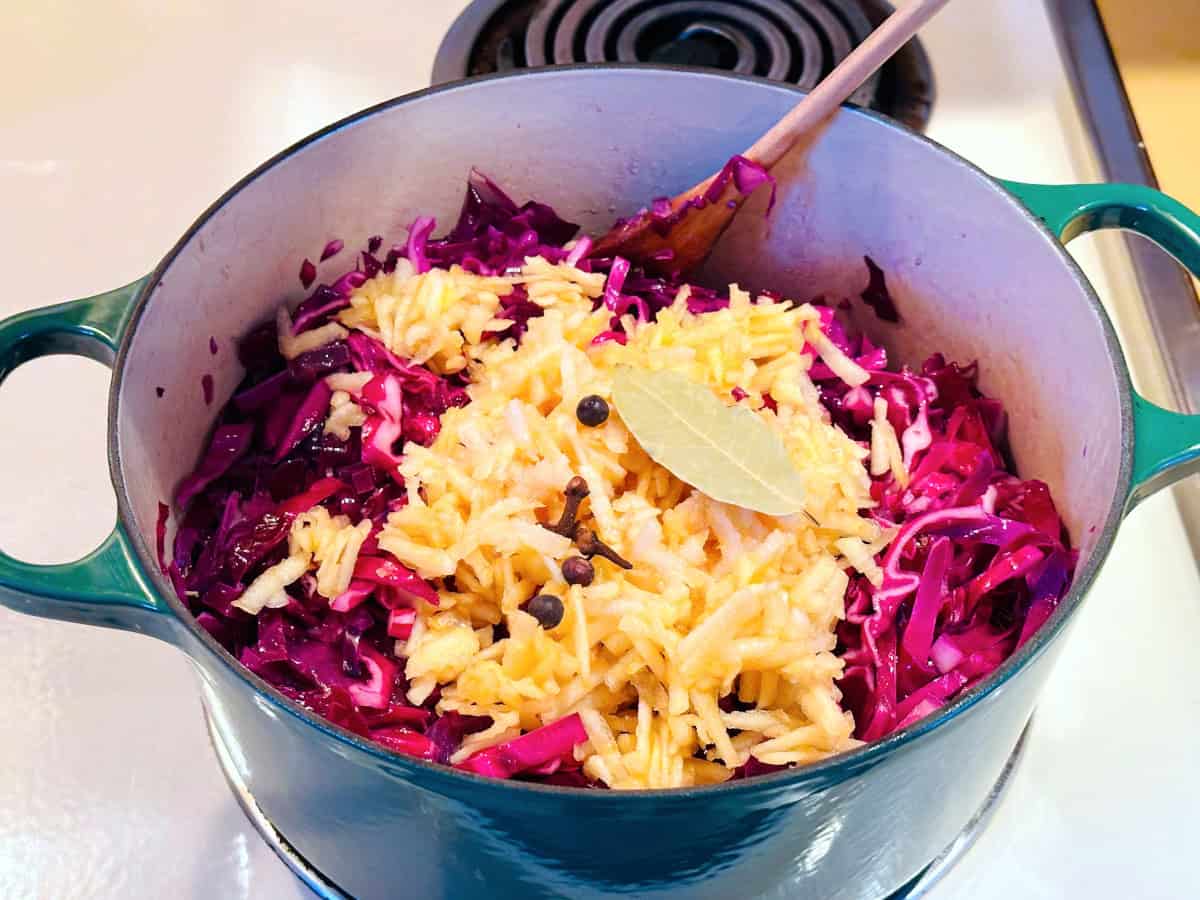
top-left (745, 0), bottom-right (952, 170)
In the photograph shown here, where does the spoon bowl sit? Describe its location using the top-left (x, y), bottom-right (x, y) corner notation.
top-left (594, 0), bottom-right (953, 273)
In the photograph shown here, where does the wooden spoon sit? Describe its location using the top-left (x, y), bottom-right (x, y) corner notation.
top-left (592, 0), bottom-right (953, 273)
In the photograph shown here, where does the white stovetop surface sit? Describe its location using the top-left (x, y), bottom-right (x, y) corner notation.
top-left (1, 2), bottom-right (1198, 898)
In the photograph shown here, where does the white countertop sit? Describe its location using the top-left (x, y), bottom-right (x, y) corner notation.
top-left (1, 2), bottom-right (1198, 898)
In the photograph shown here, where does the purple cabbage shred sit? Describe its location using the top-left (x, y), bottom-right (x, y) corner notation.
top-left (320, 239), bottom-right (344, 262)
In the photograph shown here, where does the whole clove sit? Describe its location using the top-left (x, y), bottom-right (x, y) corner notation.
top-left (543, 476), bottom-right (590, 537)
top-left (539, 477), bottom-right (632, 570)
top-left (573, 524), bottom-right (633, 570)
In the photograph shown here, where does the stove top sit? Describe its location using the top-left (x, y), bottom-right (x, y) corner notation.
top-left (3, 2), bottom-right (1200, 898)
top-left (432, 0), bottom-right (935, 130)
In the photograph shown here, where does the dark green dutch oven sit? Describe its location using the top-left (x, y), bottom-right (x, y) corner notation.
top-left (1, 68), bottom-right (1199, 899)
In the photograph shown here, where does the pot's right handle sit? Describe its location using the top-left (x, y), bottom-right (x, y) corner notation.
top-left (0, 280), bottom-right (176, 640)
top-left (1003, 180), bottom-right (1200, 510)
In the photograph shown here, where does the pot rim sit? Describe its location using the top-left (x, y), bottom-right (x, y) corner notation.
top-left (110, 64), bottom-right (1134, 800)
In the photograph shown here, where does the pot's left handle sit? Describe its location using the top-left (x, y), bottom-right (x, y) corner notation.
top-left (0, 279), bottom-right (176, 641)
top-left (1003, 180), bottom-right (1200, 510)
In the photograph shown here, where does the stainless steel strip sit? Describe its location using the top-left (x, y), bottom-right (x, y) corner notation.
top-left (1047, 0), bottom-right (1200, 559)
top-left (1048, 0), bottom-right (1200, 411)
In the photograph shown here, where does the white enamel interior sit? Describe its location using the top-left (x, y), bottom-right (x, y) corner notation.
top-left (115, 68), bottom-right (1127, 576)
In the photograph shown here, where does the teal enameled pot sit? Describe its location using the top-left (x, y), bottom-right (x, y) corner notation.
top-left (2, 68), bottom-right (1200, 900)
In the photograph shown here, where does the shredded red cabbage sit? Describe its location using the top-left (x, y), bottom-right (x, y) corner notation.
top-left (861, 256), bottom-right (900, 323)
top-left (595, 155), bottom-right (777, 276)
top-left (818, 340), bottom-right (1075, 741)
top-left (320, 239), bottom-right (344, 262)
top-left (175, 424), bottom-right (253, 508)
top-left (292, 285), bottom-right (351, 334)
top-left (456, 713), bottom-right (588, 780)
top-left (299, 258), bottom-right (316, 289)
top-left (167, 173), bottom-right (1072, 786)
top-left (610, 155), bottom-right (777, 241)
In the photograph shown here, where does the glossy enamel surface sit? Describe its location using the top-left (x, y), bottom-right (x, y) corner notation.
top-left (3, 66), bottom-right (1200, 898)
top-left (120, 68), bottom-right (1128, 898)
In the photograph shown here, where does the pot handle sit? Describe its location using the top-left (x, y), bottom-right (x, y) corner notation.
top-left (0, 279), bottom-right (175, 640)
top-left (1002, 180), bottom-right (1200, 508)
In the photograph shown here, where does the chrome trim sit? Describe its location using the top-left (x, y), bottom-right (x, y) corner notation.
top-left (1047, 0), bottom-right (1200, 553)
top-left (205, 708), bottom-right (350, 900)
top-left (891, 718), bottom-right (1032, 899)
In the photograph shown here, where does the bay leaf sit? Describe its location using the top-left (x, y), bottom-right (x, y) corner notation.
top-left (612, 366), bottom-right (807, 516)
